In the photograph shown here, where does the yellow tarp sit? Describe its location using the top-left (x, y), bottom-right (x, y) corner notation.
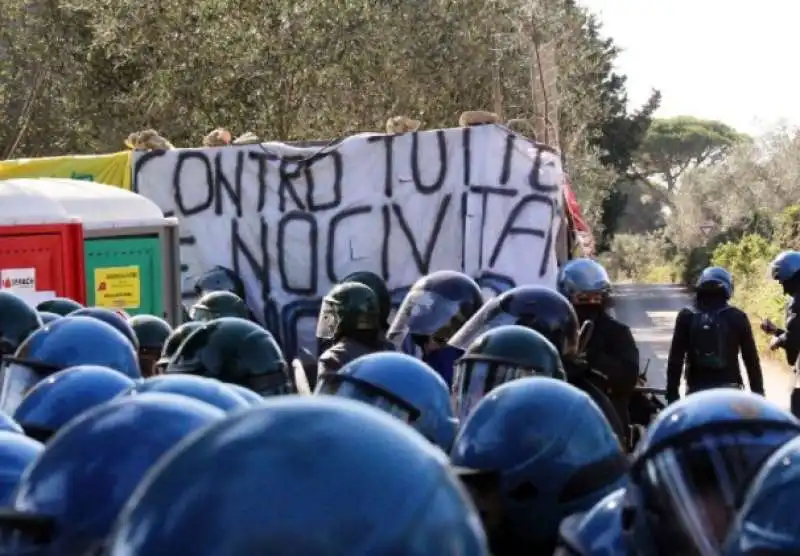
top-left (0, 151), bottom-right (132, 190)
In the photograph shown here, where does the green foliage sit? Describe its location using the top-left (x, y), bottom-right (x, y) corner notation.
top-left (711, 234), bottom-right (780, 280)
top-left (636, 115), bottom-right (746, 191)
top-left (773, 205), bottom-right (800, 251)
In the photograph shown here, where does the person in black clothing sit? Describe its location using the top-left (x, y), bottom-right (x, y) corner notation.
top-left (558, 258), bottom-right (640, 443)
top-left (762, 250), bottom-right (800, 416)
top-left (665, 266), bottom-right (764, 404)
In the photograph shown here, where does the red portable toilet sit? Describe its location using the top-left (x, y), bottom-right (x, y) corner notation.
top-left (0, 178), bottom-right (182, 323)
top-left (0, 179), bottom-right (86, 305)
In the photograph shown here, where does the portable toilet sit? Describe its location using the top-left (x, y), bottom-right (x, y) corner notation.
top-left (0, 181), bottom-right (86, 306)
top-left (0, 178), bottom-right (182, 325)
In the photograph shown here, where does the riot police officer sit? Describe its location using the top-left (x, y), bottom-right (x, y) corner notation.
top-left (316, 282), bottom-right (394, 377)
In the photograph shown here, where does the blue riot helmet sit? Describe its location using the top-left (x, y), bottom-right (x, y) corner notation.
top-left (0, 431), bottom-right (43, 505)
top-left (558, 258), bottom-right (612, 307)
top-left (0, 316), bottom-right (140, 416)
top-left (0, 393), bottom-right (225, 554)
top-left (123, 374), bottom-right (250, 413)
top-left (0, 412), bottom-right (22, 435)
top-left (388, 270), bottom-right (483, 347)
top-left (12, 365), bottom-right (135, 443)
top-left (37, 312), bottom-right (61, 326)
top-left (194, 265), bottom-right (246, 300)
top-left (226, 383), bottom-right (264, 405)
top-left (722, 435), bottom-right (800, 555)
top-left (388, 271), bottom-right (482, 387)
top-left (69, 307), bottom-right (139, 350)
top-left (769, 250), bottom-right (800, 294)
top-left (626, 390), bottom-right (800, 556)
top-left (555, 488), bottom-right (629, 556)
top-left (696, 266), bottom-right (734, 298)
top-left (316, 352), bottom-right (457, 451)
top-left (449, 286), bottom-right (580, 360)
top-left (105, 396), bottom-right (490, 556)
top-left (451, 377), bottom-right (627, 554)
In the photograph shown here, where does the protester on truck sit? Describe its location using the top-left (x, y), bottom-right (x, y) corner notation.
top-left (763, 250), bottom-right (800, 417)
top-left (665, 266), bottom-right (764, 405)
top-left (558, 258), bottom-right (639, 441)
top-left (387, 271), bottom-right (483, 387)
top-left (316, 282), bottom-right (395, 378)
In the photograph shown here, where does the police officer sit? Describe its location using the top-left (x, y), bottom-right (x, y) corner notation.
top-left (388, 271), bottom-right (483, 386)
top-left (316, 282), bottom-right (394, 378)
top-left (764, 251), bottom-right (800, 416)
top-left (558, 258), bottom-right (639, 437)
top-left (665, 266), bottom-right (763, 404)
top-left (448, 285), bottom-right (628, 446)
top-left (189, 291), bottom-right (250, 322)
top-left (167, 317), bottom-right (293, 397)
top-left (129, 315), bottom-right (173, 377)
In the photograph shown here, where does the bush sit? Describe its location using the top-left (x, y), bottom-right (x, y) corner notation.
top-left (711, 235), bottom-right (784, 356)
top-left (601, 232), bottom-right (680, 283)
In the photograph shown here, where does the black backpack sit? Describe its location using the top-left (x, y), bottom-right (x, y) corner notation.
top-left (689, 307), bottom-right (730, 371)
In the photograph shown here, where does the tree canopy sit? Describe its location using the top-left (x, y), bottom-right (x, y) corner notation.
top-left (635, 115), bottom-right (746, 191)
top-left (0, 0), bottom-right (659, 243)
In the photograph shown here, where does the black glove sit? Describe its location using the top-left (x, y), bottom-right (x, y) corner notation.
top-left (563, 356), bottom-right (590, 382)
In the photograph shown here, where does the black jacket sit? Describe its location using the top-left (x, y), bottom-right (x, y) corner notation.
top-left (316, 337), bottom-right (395, 378)
top-left (773, 294), bottom-right (800, 369)
top-left (583, 312), bottom-right (640, 399)
top-left (666, 301), bottom-right (763, 402)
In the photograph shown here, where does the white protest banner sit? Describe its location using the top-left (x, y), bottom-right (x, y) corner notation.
top-left (133, 125), bottom-right (564, 357)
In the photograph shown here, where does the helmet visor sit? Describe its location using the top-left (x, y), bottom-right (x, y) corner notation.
top-left (637, 428), bottom-right (798, 556)
top-left (0, 361), bottom-right (47, 415)
top-left (387, 289), bottom-right (463, 346)
top-left (315, 374), bottom-right (419, 423)
top-left (451, 359), bottom-right (531, 421)
top-left (447, 303), bottom-right (517, 351)
top-left (315, 299), bottom-right (341, 340)
top-left (189, 305), bottom-right (218, 322)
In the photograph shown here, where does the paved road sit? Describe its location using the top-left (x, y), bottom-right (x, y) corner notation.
top-left (612, 283), bottom-right (792, 409)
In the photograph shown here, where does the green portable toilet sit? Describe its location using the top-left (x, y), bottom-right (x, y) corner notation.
top-left (10, 178), bottom-right (183, 325)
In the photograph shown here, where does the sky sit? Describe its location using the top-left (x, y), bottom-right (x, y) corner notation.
top-left (577, 0), bottom-right (800, 135)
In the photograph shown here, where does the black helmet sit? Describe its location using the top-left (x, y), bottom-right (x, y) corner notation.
top-left (341, 271), bottom-right (391, 328)
top-left (190, 291), bottom-right (249, 322)
top-left (316, 282), bottom-right (381, 342)
top-left (130, 315), bottom-right (173, 377)
top-left (449, 286), bottom-right (579, 359)
top-left (154, 322), bottom-right (204, 374)
top-left (36, 298), bottom-right (82, 316)
top-left (194, 266), bottom-right (246, 299)
top-left (0, 291), bottom-right (42, 356)
top-left (452, 325), bottom-right (565, 421)
top-left (387, 271), bottom-right (482, 347)
top-left (166, 317), bottom-right (292, 397)
top-left (558, 258), bottom-right (612, 306)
